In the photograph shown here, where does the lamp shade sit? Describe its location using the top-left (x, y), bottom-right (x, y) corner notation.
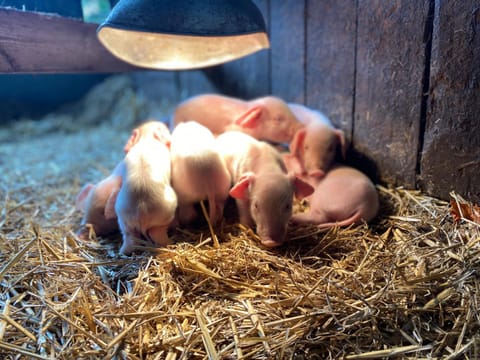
top-left (97, 0), bottom-right (270, 70)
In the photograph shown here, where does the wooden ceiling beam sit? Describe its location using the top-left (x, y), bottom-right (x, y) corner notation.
top-left (0, 7), bottom-right (138, 73)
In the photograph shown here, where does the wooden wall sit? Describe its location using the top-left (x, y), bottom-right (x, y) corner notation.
top-left (419, 0), bottom-right (480, 203)
top-left (135, 0), bottom-right (479, 202)
top-left (0, 1), bottom-right (477, 202)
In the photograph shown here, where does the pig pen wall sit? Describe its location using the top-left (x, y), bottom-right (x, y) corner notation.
top-left (132, 0), bottom-right (480, 203)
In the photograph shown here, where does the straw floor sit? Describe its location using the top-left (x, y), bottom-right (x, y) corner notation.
top-left (1, 76), bottom-right (479, 359)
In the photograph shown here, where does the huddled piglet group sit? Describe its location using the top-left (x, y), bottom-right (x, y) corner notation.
top-left (75, 93), bottom-right (379, 254)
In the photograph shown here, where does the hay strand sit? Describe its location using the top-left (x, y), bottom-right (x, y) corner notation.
top-left (195, 308), bottom-right (219, 360)
top-left (0, 236), bottom-right (37, 283)
top-left (0, 340), bottom-right (52, 360)
top-left (199, 200), bottom-right (220, 248)
top-left (345, 344), bottom-right (433, 359)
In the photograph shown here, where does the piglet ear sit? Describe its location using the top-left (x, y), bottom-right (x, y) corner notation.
top-left (104, 187), bottom-right (120, 220)
top-left (155, 130), bottom-right (171, 148)
top-left (282, 153), bottom-right (304, 175)
top-left (289, 128), bottom-right (306, 155)
top-left (124, 129), bottom-right (140, 153)
top-left (334, 129), bottom-right (347, 159)
top-left (234, 106), bottom-right (264, 129)
top-left (292, 175), bottom-right (314, 200)
top-left (153, 123), bottom-right (172, 146)
top-left (75, 183), bottom-right (94, 211)
top-left (229, 173), bottom-right (255, 199)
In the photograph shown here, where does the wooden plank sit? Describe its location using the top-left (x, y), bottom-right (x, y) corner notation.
top-left (353, 0), bottom-right (429, 186)
top-left (0, 8), bottom-right (137, 73)
top-left (305, 0), bottom-right (356, 138)
top-left (420, 0), bottom-right (480, 202)
top-left (270, 0), bottom-right (305, 103)
top-left (204, 0), bottom-right (270, 100)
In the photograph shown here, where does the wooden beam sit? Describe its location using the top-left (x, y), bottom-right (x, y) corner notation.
top-left (0, 8), bottom-right (137, 73)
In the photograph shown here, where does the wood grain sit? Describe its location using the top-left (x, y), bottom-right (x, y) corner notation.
top-left (420, 0), bottom-right (480, 202)
top-left (270, 0), bottom-right (305, 103)
top-left (0, 8), bottom-right (136, 73)
top-left (353, 0), bottom-right (429, 186)
top-left (202, 0), bottom-right (271, 100)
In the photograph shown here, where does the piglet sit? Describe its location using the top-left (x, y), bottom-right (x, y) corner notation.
top-left (284, 118), bottom-right (347, 178)
top-left (123, 119), bottom-right (171, 153)
top-left (287, 103), bottom-right (333, 127)
top-left (245, 96), bottom-right (304, 143)
top-left (110, 132), bottom-right (177, 255)
top-left (169, 121), bottom-right (231, 226)
top-left (290, 165), bottom-right (379, 229)
top-left (216, 131), bottom-right (314, 247)
top-left (75, 161), bottom-right (123, 239)
top-left (75, 120), bottom-right (173, 245)
top-left (172, 94), bottom-right (303, 144)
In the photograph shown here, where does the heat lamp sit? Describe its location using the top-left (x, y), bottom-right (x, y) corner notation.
top-left (97, 0), bottom-right (270, 70)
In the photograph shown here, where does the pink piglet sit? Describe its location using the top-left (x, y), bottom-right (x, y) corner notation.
top-left (216, 131), bottom-right (313, 247)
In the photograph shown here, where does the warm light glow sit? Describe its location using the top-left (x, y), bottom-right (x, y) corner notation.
top-left (97, 27), bottom-right (269, 70)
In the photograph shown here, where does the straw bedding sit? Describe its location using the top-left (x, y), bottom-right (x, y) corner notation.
top-left (0, 76), bottom-right (479, 359)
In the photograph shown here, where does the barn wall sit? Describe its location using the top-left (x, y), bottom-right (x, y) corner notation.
top-left (353, 1), bottom-right (429, 187)
top-left (135, 1), bottom-right (480, 202)
top-left (419, 0), bottom-right (480, 202)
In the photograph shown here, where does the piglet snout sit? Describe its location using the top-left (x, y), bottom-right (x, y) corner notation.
top-left (260, 237), bottom-right (284, 248)
top-left (257, 227), bottom-right (287, 248)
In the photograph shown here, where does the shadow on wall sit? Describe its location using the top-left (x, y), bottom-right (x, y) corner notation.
top-left (345, 147), bottom-right (380, 185)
